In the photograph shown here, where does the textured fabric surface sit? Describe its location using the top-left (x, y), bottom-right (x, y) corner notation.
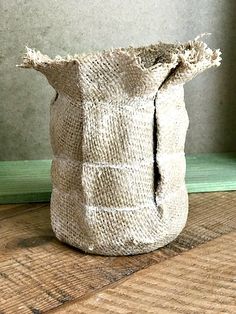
top-left (20, 37), bottom-right (221, 255)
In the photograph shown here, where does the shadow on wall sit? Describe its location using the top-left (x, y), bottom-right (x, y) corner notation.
top-left (185, 0), bottom-right (236, 153)
top-left (224, 0), bottom-right (236, 151)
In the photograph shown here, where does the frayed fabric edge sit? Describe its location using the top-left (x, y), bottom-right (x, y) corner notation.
top-left (17, 35), bottom-right (222, 71)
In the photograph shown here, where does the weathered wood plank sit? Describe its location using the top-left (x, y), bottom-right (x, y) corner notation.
top-left (55, 232), bottom-right (236, 314)
top-left (0, 203), bottom-right (47, 221)
top-left (1, 153), bottom-right (236, 204)
top-left (0, 192), bottom-right (236, 313)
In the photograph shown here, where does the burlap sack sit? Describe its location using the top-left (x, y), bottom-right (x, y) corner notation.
top-left (20, 36), bottom-right (221, 255)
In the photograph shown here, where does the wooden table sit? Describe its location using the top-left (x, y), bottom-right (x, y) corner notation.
top-left (0, 192), bottom-right (236, 313)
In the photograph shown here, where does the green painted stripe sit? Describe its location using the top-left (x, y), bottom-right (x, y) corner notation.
top-left (0, 153), bottom-right (236, 204)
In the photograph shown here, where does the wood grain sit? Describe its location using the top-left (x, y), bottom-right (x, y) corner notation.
top-left (1, 153), bottom-right (236, 204)
top-left (0, 192), bottom-right (236, 313)
top-left (55, 232), bottom-right (236, 314)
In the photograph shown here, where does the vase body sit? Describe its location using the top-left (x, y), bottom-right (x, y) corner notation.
top-left (21, 39), bottom-right (221, 255)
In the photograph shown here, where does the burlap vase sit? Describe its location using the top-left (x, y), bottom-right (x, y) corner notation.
top-left (20, 37), bottom-right (221, 255)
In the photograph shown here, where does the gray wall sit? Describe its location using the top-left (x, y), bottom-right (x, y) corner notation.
top-left (0, 0), bottom-right (235, 160)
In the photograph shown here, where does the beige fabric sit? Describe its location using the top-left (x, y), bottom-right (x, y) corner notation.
top-left (20, 37), bottom-right (221, 255)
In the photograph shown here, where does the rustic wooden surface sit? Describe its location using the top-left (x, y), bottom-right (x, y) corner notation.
top-left (0, 192), bottom-right (236, 313)
top-left (52, 232), bottom-right (236, 314)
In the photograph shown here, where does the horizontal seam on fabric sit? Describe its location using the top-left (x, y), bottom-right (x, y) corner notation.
top-left (52, 185), bottom-right (186, 212)
top-left (54, 152), bottom-right (184, 166)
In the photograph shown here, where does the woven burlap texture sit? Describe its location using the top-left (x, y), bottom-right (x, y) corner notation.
top-left (20, 37), bottom-right (221, 255)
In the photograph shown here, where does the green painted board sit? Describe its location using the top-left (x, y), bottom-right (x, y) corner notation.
top-left (0, 153), bottom-right (236, 204)
top-left (0, 160), bottom-right (52, 204)
top-left (186, 153), bottom-right (236, 193)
